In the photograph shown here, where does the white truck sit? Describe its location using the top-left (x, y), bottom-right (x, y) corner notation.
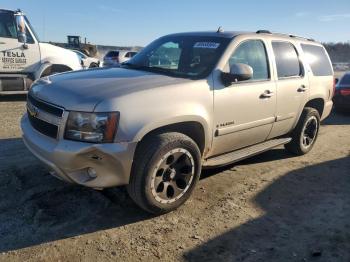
top-left (0, 9), bottom-right (82, 94)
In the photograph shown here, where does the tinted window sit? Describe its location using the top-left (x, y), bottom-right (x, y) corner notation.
top-left (106, 51), bottom-right (119, 57)
top-left (272, 42), bottom-right (302, 78)
top-left (339, 74), bottom-right (350, 85)
top-left (301, 44), bottom-right (333, 76)
top-left (229, 40), bottom-right (269, 80)
top-left (0, 12), bottom-right (17, 38)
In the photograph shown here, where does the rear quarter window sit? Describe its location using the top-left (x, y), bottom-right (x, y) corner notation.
top-left (301, 44), bottom-right (333, 76)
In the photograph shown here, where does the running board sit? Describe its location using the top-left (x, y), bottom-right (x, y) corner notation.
top-left (204, 138), bottom-right (292, 167)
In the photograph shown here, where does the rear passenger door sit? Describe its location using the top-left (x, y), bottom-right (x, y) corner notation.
top-left (268, 41), bottom-right (309, 139)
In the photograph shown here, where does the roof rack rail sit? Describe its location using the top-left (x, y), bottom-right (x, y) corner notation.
top-left (256, 30), bottom-right (271, 34)
top-left (255, 30), bottom-right (315, 42)
top-left (289, 34), bottom-right (315, 42)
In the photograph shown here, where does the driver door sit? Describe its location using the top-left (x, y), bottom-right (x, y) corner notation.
top-left (211, 39), bottom-right (277, 156)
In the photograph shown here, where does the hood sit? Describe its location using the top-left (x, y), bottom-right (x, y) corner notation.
top-left (30, 68), bottom-right (192, 112)
top-left (39, 43), bottom-right (78, 59)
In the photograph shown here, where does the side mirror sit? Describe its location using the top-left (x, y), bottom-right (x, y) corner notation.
top-left (15, 15), bottom-right (28, 48)
top-left (221, 63), bottom-right (253, 86)
top-left (335, 78), bottom-right (339, 84)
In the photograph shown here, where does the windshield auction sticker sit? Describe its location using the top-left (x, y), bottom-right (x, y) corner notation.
top-left (1, 51), bottom-right (27, 70)
top-left (194, 42), bottom-right (220, 49)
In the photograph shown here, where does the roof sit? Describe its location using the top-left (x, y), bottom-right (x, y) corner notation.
top-left (0, 9), bottom-right (14, 13)
top-left (166, 31), bottom-right (249, 39)
top-left (164, 30), bottom-right (317, 43)
top-left (0, 9), bottom-right (25, 15)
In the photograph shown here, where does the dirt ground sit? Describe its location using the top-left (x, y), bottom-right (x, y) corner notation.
top-left (0, 90), bottom-right (349, 262)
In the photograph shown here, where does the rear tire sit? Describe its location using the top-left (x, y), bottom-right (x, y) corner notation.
top-left (127, 132), bottom-right (201, 214)
top-left (284, 107), bottom-right (320, 155)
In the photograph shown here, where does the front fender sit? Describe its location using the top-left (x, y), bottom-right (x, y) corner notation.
top-left (34, 62), bottom-right (52, 79)
top-left (133, 115), bottom-right (211, 141)
top-left (133, 115), bottom-right (211, 149)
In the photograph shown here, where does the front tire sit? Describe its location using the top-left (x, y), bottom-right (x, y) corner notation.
top-left (127, 132), bottom-right (202, 214)
top-left (285, 107), bottom-right (320, 155)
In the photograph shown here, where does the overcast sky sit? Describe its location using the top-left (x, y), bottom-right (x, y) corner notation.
top-left (2, 0), bottom-right (350, 46)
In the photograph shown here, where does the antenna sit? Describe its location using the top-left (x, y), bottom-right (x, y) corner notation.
top-left (217, 26), bottom-right (224, 33)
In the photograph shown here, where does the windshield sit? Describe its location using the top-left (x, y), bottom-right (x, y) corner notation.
top-left (122, 35), bottom-right (231, 79)
top-left (73, 50), bottom-right (86, 59)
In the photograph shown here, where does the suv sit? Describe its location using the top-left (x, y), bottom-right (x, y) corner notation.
top-left (103, 50), bottom-right (137, 67)
top-left (21, 30), bottom-right (334, 214)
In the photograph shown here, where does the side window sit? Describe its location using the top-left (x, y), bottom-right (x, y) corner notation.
top-left (0, 12), bottom-right (17, 38)
top-left (272, 41), bottom-right (302, 78)
top-left (24, 26), bottom-right (35, 44)
top-left (126, 52), bottom-right (137, 58)
top-left (149, 41), bottom-right (181, 69)
top-left (229, 40), bottom-right (269, 81)
top-left (301, 44), bottom-right (333, 76)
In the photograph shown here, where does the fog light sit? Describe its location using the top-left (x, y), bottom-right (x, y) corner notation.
top-left (87, 168), bottom-right (97, 178)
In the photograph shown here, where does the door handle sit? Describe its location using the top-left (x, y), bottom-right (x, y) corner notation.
top-left (297, 85), bottom-right (308, 92)
top-left (260, 90), bottom-right (274, 98)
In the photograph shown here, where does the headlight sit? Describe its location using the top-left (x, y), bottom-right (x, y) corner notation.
top-left (65, 111), bottom-right (119, 143)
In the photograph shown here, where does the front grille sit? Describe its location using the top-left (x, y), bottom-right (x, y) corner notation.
top-left (28, 94), bottom-right (64, 117)
top-left (27, 94), bottom-right (64, 139)
top-left (28, 112), bottom-right (58, 139)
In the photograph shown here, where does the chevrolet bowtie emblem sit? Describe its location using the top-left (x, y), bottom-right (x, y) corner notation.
top-left (27, 103), bottom-right (39, 117)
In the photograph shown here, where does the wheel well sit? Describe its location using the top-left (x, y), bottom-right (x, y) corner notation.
top-left (40, 64), bottom-right (73, 77)
top-left (139, 122), bottom-right (206, 155)
top-left (304, 98), bottom-right (324, 116)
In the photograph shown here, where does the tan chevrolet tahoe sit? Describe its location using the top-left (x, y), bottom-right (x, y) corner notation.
top-left (21, 30), bottom-right (334, 214)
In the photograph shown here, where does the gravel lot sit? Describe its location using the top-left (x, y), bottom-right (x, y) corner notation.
top-left (0, 93), bottom-right (349, 262)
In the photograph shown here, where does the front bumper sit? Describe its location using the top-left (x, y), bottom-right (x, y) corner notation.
top-left (21, 114), bottom-right (137, 188)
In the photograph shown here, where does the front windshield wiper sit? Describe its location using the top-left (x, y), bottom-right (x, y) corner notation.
top-left (121, 63), bottom-right (193, 79)
top-left (121, 63), bottom-right (170, 73)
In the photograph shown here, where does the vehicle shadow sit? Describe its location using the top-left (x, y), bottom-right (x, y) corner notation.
top-left (184, 155), bottom-right (350, 261)
top-left (0, 94), bottom-right (27, 102)
top-left (322, 111), bottom-right (350, 126)
top-left (0, 138), bottom-right (152, 253)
